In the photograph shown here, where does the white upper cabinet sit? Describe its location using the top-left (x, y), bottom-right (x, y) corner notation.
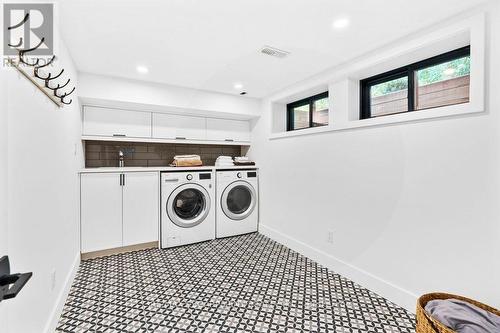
top-left (206, 118), bottom-right (251, 142)
top-left (83, 106), bottom-right (151, 138)
top-left (82, 106), bottom-right (252, 144)
top-left (152, 113), bottom-right (206, 140)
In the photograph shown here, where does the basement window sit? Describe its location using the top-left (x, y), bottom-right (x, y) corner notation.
top-left (360, 46), bottom-right (470, 119)
top-left (287, 92), bottom-right (329, 131)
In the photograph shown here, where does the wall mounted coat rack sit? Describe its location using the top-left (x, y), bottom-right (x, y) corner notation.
top-left (7, 13), bottom-right (75, 107)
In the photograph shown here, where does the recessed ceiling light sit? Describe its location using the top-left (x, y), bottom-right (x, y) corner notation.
top-left (136, 65), bottom-right (149, 74)
top-left (332, 17), bottom-right (350, 29)
top-left (234, 83), bottom-right (243, 90)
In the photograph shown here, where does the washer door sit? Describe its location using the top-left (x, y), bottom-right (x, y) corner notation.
top-left (167, 183), bottom-right (211, 228)
top-left (221, 181), bottom-right (256, 220)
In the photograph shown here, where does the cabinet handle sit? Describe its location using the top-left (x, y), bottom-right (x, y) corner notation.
top-left (119, 174), bottom-right (123, 186)
top-left (122, 174), bottom-right (125, 186)
top-left (175, 137), bottom-right (186, 140)
top-left (225, 138), bottom-right (234, 142)
top-left (113, 134), bottom-right (126, 137)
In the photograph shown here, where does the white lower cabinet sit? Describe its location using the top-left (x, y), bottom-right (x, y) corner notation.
top-left (122, 172), bottom-right (159, 246)
top-left (80, 172), bottom-right (159, 253)
top-left (81, 173), bottom-right (123, 253)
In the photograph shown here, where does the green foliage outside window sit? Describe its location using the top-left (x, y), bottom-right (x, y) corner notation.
top-left (370, 56), bottom-right (470, 98)
top-left (417, 56), bottom-right (470, 86)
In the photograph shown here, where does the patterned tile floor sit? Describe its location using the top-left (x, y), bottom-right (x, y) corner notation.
top-left (57, 233), bottom-right (415, 332)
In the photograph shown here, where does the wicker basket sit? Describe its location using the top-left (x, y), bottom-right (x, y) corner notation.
top-left (416, 292), bottom-right (500, 333)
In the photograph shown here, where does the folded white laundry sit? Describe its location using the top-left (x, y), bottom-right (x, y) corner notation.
top-left (216, 156), bottom-right (233, 160)
top-left (234, 156), bottom-right (250, 162)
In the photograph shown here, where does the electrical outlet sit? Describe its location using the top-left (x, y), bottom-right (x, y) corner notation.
top-left (50, 270), bottom-right (56, 291)
top-left (327, 230), bottom-right (334, 244)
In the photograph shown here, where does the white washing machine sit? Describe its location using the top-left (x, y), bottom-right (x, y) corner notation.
top-left (161, 170), bottom-right (215, 248)
top-left (216, 169), bottom-right (259, 238)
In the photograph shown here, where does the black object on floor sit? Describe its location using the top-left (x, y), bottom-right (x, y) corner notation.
top-left (57, 233), bottom-right (415, 332)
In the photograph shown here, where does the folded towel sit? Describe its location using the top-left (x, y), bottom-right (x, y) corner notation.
top-left (171, 154), bottom-right (202, 167)
top-left (216, 156), bottom-right (233, 161)
top-left (174, 154), bottom-right (201, 160)
top-left (170, 159), bottom-right (203, 167)
top-left (233, 161), bottom-right (255, 166)
top-left (425, 299), bottom-right (500, 333)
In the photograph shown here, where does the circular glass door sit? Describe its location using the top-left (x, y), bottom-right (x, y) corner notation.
top-left (221, 181), bottom-right (256, 220)
top-left (167, 184), bottom-right (211, 228)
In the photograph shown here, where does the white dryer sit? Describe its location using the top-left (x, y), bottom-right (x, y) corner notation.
top-left (161, 170), bottom-right (215, 248)
top-left (216, 169), bottom-right (258, 238)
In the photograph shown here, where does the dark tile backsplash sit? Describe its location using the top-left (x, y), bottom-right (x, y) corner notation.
top-left (85, 141), bottom-right (243, 168)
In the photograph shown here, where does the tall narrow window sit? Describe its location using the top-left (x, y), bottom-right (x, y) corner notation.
top-left (287, 92), bottom-right (329, 131)
top-left (360, 46), bottom-right (470, 119)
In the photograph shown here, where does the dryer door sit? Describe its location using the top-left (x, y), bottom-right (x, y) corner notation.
top-left (167, 183), bottom-right (211, 228)
top-left (221, 181), bottom-right (257, 220)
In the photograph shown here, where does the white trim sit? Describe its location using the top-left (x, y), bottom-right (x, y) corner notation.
top-left (259, 224), bottom-right (418, 313)
top-left (269, 101), bottom-right (483, 140)
top-left (79, 99), bottom-right (260, 121)
top-left (43, 253), bottom-right (80, 333)
top-left (82, 135), bottom-right (250, 146)
top-left (79, 166), bottom-right (258, 174)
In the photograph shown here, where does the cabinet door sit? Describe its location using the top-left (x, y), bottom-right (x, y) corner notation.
top-left (81, 173), bottom-right (123, 253)
top-left (122, 172), bottom-right (159, 246)
top-left (152, 113), bottom-right (206, 140)
top-left (83, 106), bottom-right (151, 138)
top-left (206, 118), bottom-right (250, 142)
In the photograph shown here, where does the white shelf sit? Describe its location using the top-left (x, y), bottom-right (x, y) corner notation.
top-left (82, 135), bottom-right (250, 146)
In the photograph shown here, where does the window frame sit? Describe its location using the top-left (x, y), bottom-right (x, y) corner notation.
top-left (286, 91), bottom-right (329, 131)
top-left (360, 46), bottom-right (471, 119)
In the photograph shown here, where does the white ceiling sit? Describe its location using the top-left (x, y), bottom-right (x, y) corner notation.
top-left (60, 0), bottom-right (487, 98)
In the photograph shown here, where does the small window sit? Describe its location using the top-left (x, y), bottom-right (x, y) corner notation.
top-left (287, 92), bottom-right (329, 131)
top-left (360, 46), bottom-right (470, 119)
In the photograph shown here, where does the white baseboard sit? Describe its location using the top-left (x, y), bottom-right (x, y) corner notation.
top-left (43, 252), bottom-right (80, 333)
top-left (259, 224), bottom-right (417, 313)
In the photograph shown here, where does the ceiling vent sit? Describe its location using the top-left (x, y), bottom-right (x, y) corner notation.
top-left (260, 46), bottom-right (290, 58)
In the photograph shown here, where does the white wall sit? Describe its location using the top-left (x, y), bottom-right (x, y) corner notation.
top-left (78, 73), bottom-right (261, 118)
top-left (250, 3), bottom-right (500, 312)
top-left (3, 41), bottom-right (83, 332)
top-left (0, 63), bottom-right (10, 333)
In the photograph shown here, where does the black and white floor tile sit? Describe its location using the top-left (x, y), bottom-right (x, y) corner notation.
top-left (57, 233), bottom-right (416, 332)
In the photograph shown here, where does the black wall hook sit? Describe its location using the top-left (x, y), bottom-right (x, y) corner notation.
top-left (8, 15), bottom-right (74, 108)
top-left (19, 37), bottom-right (45, 66)
top-left (0, 256), bottom-right (32, 302)
top-left (8, 13), bottom-right (29, 30)
top-left (8, 37), bottom-right (23, 48)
